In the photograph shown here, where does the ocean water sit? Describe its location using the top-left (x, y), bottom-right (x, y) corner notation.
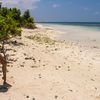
top-left (38, 22), bottom-right (100, 46)
top-left (39, 22), bottom-right (100, 30)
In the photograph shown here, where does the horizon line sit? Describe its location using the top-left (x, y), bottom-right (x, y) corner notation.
top-left (36, 21), bottom-right (100, 23)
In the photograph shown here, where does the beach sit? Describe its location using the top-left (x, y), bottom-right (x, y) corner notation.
top-left (0, 24), bottom-right (100, 100)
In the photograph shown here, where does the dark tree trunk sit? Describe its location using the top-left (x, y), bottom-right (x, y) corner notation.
top-left (1, 40), bottom-right (7, 84)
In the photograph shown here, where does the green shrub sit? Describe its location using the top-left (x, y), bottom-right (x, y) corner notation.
top-left (21, 9), bottom-right (36, 29)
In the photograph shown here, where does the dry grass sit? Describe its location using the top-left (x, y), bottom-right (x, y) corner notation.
top-left (26, 34), bottom-right (56, 45)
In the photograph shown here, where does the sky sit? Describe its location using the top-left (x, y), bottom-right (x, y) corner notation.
top-left (1, 0), bottom-right (100, 22)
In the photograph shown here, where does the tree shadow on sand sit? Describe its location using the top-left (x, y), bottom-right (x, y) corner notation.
top-left (0, 82), bottom-right (12, 92)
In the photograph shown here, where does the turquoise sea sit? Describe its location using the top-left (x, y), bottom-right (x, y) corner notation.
top-left (39, 22), bottom-right (100, 28)
top-left (38, 22), bottom-right (100, 31)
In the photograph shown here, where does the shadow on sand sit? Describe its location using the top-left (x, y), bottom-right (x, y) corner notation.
top-left (0, 83), bottom-right (12, 92)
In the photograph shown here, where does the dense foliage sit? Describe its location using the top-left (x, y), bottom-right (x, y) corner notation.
top-left (0, 15), bottom-right (21, 40)
top-left (21, 9), bottom-right (36, 29)
top-left (0, 7), bottom-right (36, 40)
top-left (0, 8), bottom-right (35, 32)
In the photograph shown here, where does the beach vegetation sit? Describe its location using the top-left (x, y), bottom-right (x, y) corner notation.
top-left (26, 34), bottom-right (56, 45)
top-left (21, 9), bottom-right (36, 29)
top-left (0, 6), bottom-right (36, 84)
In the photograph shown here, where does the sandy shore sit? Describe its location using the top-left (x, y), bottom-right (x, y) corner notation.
top-left (0, 25), bottom-right (100, 100)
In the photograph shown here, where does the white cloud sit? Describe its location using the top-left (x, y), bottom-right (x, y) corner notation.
top-left (83, 7), bottom-right (89, 11)
top-left (94, 11), bottom-right (99, 15)
top-left (1, 0), bottom-right (40, 10)
top-left (52, 4), bottom-right (60, 8)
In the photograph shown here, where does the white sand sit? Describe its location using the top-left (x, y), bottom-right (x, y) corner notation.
top-left (0, 25), bottom-right (100, 100)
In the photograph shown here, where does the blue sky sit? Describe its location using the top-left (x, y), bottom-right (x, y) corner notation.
top-left (1, 0), bottom-right (100, 22)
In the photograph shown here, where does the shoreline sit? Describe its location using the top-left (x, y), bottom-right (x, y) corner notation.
top-left (38, 23), bottom-right (100, 47)
top-left (0, 25), bottom-right (100, 100)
